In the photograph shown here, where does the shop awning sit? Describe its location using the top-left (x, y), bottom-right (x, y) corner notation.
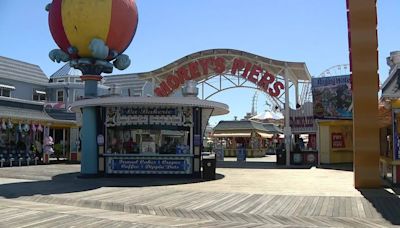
top-left (257, 131), bottom-right (274, 139)
top-left (0, 84), bottom-right (15, 90)
top-left (212, 133), bottom-right (251, 137)
top-left (0, 106), bottom-right (76, 125)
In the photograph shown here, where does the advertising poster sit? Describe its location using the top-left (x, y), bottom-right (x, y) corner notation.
top-left (312, 75), bottom-right (352, 119)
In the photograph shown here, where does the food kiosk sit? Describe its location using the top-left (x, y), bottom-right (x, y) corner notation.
top-left (71, 96), bottom-right (228, 176)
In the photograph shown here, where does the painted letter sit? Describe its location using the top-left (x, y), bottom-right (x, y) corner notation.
top-left (199, 58), bottom-right (211, 76)
top-left (247, 65), bottom-right (262, 84)
top-left (177, 66), bottom-right (190, 84)
top-left (189, 61), bottom-right (201, 79)
top-left (268, 81), bottom-right (284, 97)
top-left (242, 62), bottom-right (253, 79)
top-left (214, 57), bottom-right (226, 74)
top-left (257, 71), bottom-right (275, 91)
top-left (155, 81), bottom-right (172, 97)
top-left (166, 75), bottom-right (180, 90)
top-left (231, 58), bottom-right (245, 75)
top-left (154, 87), bottom-right (166, 97)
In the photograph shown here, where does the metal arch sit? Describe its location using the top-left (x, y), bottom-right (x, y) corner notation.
top-left (204, 85), bottom-right (267, 100)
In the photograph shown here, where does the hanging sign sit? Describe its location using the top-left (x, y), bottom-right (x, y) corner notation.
top-left (106, 107), bottom-right (192, 127)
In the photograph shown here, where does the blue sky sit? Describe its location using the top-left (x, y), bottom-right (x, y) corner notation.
top-left (1, 1), bottom-right (399, 125)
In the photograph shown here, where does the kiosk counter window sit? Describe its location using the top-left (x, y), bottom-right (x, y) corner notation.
top-left (103, 106), bottom-right (194, 175)
top-left (106, 127), bottom-right (190, 155)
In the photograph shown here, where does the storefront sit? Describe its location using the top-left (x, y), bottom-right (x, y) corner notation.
top-left (312, 75), bottom-right (353, 164)
top-left (0, 99), bottom-right (77, 165)
top-left (71, 96), bottom-right (228, 176)
top-left (211, 120), bottom-right (282, 158)
top-left (380, 51), bottom-right (400, 184)
top-left (289, 102), bottom-right (318, 165)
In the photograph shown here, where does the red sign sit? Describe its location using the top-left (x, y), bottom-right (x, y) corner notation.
top-left (331, 133), bottom-right (345, 148)
top-left (154, 57), bottom-right (284, 97)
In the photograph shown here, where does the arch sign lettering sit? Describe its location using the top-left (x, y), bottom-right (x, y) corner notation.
top-left (154, 57), bottom-right (284, 97)
top-left (137, 49), bottom-right (311, 99)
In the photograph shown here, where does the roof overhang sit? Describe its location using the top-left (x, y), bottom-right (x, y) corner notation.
top-left (212, 133), bottom-right (251, 137)
top-left (71, 96), bottom-right (229, 116)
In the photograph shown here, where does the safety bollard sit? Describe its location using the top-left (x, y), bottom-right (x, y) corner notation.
top-left (9, 158), bottom-right (14, 167)
top-left (34, 157), bottom-right (38, 165)
top-left (26, 157), bottom-right (31, 166)
top-left (18, 157), bottom-right (23, 166)
top-left (0, 158), bottom-right (4, 168)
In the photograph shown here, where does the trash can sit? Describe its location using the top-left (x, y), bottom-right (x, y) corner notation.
top-left (202, 154), bottom-right (216, 180)
top-left (276, 148), bottom-right (286, 165)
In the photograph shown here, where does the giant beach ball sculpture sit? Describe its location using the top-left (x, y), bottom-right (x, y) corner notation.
top-left (46, 0), bottom-right (138, 73)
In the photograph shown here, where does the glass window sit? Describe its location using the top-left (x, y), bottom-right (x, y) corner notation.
top-left (57, 90), bottom-right (64, 102)
top-left (106, 127), bottom-right (190, 155)
top-left (57, 79), bottom-right (65, 83)
top-left (33, 93), bottom-right (46, 101)
top-left (1, 88), bottom-right (11, 97)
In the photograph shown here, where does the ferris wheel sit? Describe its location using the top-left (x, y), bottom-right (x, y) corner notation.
top-left (299, 64), bottom-right (350, 105)
top-left (316, 64), bottom-right (350, 78)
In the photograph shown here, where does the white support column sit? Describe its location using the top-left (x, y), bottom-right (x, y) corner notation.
top-left (284, 67), bottom-right (292, 166)
top-left (295, 82), bottom-right (299, 108)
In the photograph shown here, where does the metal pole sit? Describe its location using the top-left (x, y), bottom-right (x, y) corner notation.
top-left (284, 67), bottom-right (291, 166)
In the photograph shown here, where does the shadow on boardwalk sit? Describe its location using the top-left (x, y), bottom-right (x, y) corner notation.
top-left (360, 188), bottom-right (400, 225)
top-left (0, 172), bottom-right (225, 199)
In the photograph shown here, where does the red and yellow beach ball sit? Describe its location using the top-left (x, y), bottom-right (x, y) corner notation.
top-left (48, 0), bottom-right (138, 59)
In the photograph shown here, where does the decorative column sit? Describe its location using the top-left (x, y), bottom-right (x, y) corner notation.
top-left (46, 0), bottom-right (139, 177)
top-left (347, 0), bottom-right (380, 187)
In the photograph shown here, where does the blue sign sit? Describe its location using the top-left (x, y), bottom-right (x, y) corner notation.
top-left (237, 148), bottom-right (246, 162)
top-left (112, 159), bottom-right (189, 172)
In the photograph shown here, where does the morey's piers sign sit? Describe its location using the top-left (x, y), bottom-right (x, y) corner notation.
top-left (154, 56), bottom-right (284, 97)
top-left (136, 49), bottom-right (311, 100)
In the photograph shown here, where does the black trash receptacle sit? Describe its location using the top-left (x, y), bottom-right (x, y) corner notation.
top-left (276, 148), bottom-right (286, 165)
top-left (202, 155), bottom-right (216, 180)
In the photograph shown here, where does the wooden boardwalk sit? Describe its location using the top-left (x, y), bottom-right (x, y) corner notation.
top-left (0, 164), bottom-right (399, 227)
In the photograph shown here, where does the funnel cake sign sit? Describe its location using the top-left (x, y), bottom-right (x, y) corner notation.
top-left (154, 57), bottom-right (284, 97)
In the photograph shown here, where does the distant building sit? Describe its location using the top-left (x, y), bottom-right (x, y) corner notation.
top-left (0, 57), bottom-right (150, 162)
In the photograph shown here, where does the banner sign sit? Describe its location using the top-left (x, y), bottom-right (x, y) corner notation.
top-left (107, 156), bottom-right (192, 174)
top-left (106, 107), bottom-right (192, 127)
top-left (312, 75), bottom-right (352, 119)
top-left (289, 102), bottom-right (316, 133)
top-left (332, 133), bottom-right (345, 148)
top-left (290, 116), bottom-right (314, 128)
